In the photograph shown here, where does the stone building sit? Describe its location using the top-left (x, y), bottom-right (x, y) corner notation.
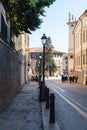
top-left (73, 10), bottom-right (87, 84)
top-left (29, 47), bottom-right (42, 76)
top-left (62, 53), bottom-right (68, 75)
top-left (14, 32), bottom-right (29, 85)
top-left (0, 1), bottom-right (10, 42)
top-left (0, 1), bottom-right (29, 108)
top-left (29, 47), bottom-right (68, 77)
top-left (0, 1), bottom-right (30, 85)
top-left (52, 50), bottom-right (68, 76)
top-left (67, 10), bottom-right (87, 84)
top-left (0, 2), bottom-right (21, 108)
top-left (67, 13), bottom-right (77, 77)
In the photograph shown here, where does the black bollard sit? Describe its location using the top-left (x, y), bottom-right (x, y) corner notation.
top-left (46, 87), bottom-right (49, 109)
top-left (39, 81), bottom-right (46, 102)
top-left (49, 93), bottom-right (55, 123)
top-left (39, 83), bottom-right (42, 102)
top-left (39, 81), bottom-right (44, 102)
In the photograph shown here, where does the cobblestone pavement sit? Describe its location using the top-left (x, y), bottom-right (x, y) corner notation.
top-left (0, 81), bottom-right (43, 130)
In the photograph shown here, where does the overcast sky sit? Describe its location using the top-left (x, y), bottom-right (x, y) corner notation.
top-left (29, 0), bottom-right (87, 53)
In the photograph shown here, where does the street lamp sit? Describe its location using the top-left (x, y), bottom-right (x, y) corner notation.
top-left (39, 54), bottom-right (42, 86)
top-left (41, 34), bottom-right (47, 85)
top-left (40, 34), bottom-right (47, 101)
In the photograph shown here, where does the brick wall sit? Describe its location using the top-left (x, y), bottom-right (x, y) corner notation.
top-left (0, 40), bottom-right (21, 108)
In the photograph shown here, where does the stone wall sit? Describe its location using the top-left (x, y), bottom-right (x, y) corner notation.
top-left (0, 40), bottom-right (21, 108)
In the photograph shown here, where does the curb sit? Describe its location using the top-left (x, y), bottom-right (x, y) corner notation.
top-left (41, 102), bottom-right (60, 130)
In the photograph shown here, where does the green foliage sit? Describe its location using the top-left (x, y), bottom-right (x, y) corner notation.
top-left (1, 0), bottom-right (56, 35)
top-left (45, 37), bottom-right (57, 76)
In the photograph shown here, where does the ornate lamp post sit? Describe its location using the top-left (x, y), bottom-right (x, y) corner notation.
top-left (39, 54), bottom-right (42, 86)
top-left (41, 34), bottom-right (47, 85)
top-left (40, 34), bottom-right (47, 101)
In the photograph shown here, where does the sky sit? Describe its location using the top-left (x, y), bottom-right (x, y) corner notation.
top-left (29, 0), bottom-right (87, 53)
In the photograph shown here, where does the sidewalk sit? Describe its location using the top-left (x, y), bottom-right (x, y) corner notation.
top-left (0, 80), bottom-right (60, 130)
top-left (41, 102), bottom-right (60, 130)
top-left (0, 81), bottom-right (42, 130)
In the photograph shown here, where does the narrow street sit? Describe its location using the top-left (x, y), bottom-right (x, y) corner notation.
top-left (46, 79), bottom-right (87, 130)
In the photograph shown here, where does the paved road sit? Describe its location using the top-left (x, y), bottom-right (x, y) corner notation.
top-left (46, 79), bottom-right (87, 130)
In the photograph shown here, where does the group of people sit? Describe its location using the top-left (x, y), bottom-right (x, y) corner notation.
top-left (69, 76), bottom-right (78, 83)
top-left (61, 75), bottom-right (78, 83)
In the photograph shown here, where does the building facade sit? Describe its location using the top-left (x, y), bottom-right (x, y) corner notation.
top-left (29, 47), bottom-right (68, 77)
top-left (68, 10), bottom-right (87, 84)
top-left (14, 32), bottom-right (29, 85)
top-left (74, 10), bottom-right (87, 84)
top-left (62, 53), bottom-right (68, 75)
top-left (67, 14), bottom-right (77, 77)
top-left (52, 50), bottom-right (68, 76)
top-left (0, 2), bottom-right (10, 42)
top-left (0, 2), bottom-right (21, 108)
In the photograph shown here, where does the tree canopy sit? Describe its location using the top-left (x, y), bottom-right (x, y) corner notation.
top-left (45, 37), bottom-right (57, 76)
top-left (35, 37), bottom-right (57, 77)
top-left (1, 0), bottom-right (55, 35)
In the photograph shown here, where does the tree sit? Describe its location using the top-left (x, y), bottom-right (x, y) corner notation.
top-left (45, 37), bottom-right (57, 76)
top-left (1, 0), bottom-right (56, 35)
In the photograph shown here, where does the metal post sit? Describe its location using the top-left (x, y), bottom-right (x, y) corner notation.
top-left (40, 44), bottom-right (46, 101)
top-left (39, 56), bottom-right (42, 86)
top-left (39, 81), bottom-right (46, 101)
top-left (49, 93), bottom-right (55, 123)
top-left (46, 87), bottom-right (49, 109)
top-left (40, 34), bottom-right (47, 102)
top-left (43, 44), bottom-right (45, 85)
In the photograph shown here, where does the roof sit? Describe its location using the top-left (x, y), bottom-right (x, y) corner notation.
top-left (52, 49), bottom-right (63, 54)
top-left (29, 47), bottom-right (43, 53)
top-left (29, 47), bottom-right (65, 54)
top-left (73, 9), bottom-right (87, 32)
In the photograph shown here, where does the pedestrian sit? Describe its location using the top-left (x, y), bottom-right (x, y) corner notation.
top-left (61, 75), bottom-right (64, 83)
top-left (75, 76), bottom-right (78, 83)
top-left (69, 76), bottom-right (72, 83)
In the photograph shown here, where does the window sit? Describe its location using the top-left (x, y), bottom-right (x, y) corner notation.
top-left (77, 56), bottom-right (80, 65)
top-left (70, 55), bottom-right (73, 59)
top-left (83, 54), bottom-right (85, 64)
top-left (71, 24), bottom-right (74, 27)
top-left (86, 29), bottom-right (87, 42)
top-left (80, 33), bottom-right (81, 45)
top-left (86, 48), bottom-right (87, 64)
top-left (83, 30), bottom-right (85, 43)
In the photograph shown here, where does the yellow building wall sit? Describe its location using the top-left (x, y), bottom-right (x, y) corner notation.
top-left (74, 11), bottom-right (87, 84)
